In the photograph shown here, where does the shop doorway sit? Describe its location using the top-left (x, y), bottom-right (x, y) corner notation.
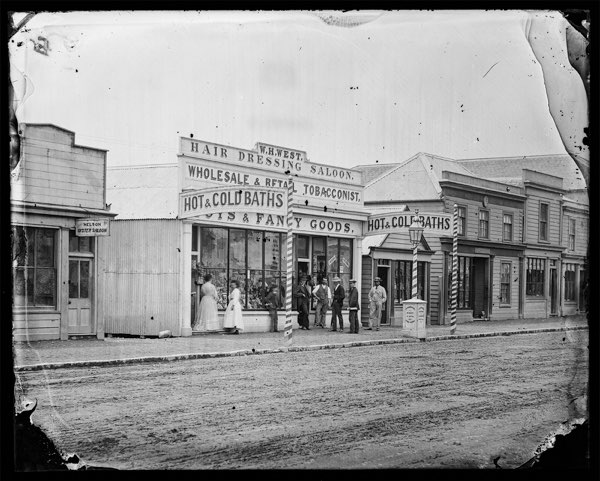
top-left (550, 267), bottom-right (558, 316)
top-left (377, 266), bottom-right (390, 324)
top-left (471, 257), bottom-right (489, 319)
top-left (68, 257), bottom-right (94, 335)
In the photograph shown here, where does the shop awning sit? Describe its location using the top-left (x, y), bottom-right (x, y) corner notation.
top-left (362, 233), bottom-right (388, 256)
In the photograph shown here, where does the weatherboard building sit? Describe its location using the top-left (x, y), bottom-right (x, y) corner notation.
top-left (103, 137), bottom-right (368, 336)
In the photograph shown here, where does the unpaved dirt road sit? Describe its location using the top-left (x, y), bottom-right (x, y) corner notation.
top-left (14, 330), bottom-right (588, 470)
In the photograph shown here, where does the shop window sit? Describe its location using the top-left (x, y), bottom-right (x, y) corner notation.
top-left (503, 213), bottom-right (513, 242)
top-left (526, 258), bottom-right (545, 297)
top-left (478, 210), bottom-right (489, 239)
top-left (500, 262), bottom-right (511, 305)
top-left (539, 203), bottom-right (549, 241)
top-left (312, 237), bottom-right (327, 280)
top-left (457, 206), bottom-right (466, 236)
top-left (564, 264), bottom-right (576, 301)
top-left (197, 227), bottom-right (284, 310)
top-left (12, 226), bottom-right (57, 308)
top-left (447, 255), bottom-right (471, 309)
top-left (568, 217), bottom-right (576, 251)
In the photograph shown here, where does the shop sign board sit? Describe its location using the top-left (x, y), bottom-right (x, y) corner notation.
top-left (189, 210), bottom-right (363, 236)
top-left (365, 212), bottom-right (452, 236)
top-left (180, 137), bottom-right (362, 185)
top-left (183, 158), bottom-right (363, 205)
top-left (180, 186), bottom-right (286, 219)
top-left (75, 217), bottom-right (110, 236)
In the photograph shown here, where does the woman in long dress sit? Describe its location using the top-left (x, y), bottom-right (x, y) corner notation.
top-left (223, 280), bottom-right (244, 334)
top-left (193, 274), bottom-right (220, 332)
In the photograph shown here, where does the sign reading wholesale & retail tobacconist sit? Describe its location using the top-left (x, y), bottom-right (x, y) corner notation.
top-left (365, 212), bottom-right (453, 236)
top-left (76, 218), bottom-right (111, 236)
top-left (180, 186), bottom-right (287, 219)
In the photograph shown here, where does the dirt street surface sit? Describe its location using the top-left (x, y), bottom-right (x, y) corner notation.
top-left (14, 330), bottom-right (588, 470)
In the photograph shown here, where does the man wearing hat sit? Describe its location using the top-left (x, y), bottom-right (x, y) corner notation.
top-left (330, 276), bottom-right (345, 332)
top-left (368, 277), bottom-right (387, 331)
top-left (295, 275), bottom-right (311, 330)
top-left (312, 276), bottom-right (331, 328)
top-left (347, 279), bottom-right (360, 334)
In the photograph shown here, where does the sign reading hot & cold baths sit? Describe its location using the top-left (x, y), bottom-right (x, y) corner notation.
top-left (180, 186), bottom-right (286, 219)
top-left (365, 212), bottom-right (452, 236)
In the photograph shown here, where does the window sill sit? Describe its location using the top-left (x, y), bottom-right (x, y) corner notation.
top-left (499, 304), bottom-right (512, 308)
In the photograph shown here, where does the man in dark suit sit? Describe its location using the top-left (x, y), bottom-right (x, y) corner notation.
top-left (347, 279), bottom-right (360, 333)
top-left (295, 276), bottom-right (311, 330)
top-left (330, 276), bottom-right (345, 332)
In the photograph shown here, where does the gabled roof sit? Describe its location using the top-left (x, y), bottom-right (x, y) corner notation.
top-left (352, 163), bottom-right (400, 184)
top-left (363, 152), bottom-right (477, 202)
top-left (456, 154), bottom-right (586, 191)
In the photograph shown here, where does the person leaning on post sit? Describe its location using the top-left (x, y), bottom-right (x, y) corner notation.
top-left (368, 276), bottom-right (387, 331)
top-left (347, 279), bottom-right (360, 334)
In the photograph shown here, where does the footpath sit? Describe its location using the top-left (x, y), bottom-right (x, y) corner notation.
top-left (13, 315), bottom-right (588, 372)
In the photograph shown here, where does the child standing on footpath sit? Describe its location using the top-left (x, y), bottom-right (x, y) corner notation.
top-left (264, 285), bottom-right (280, 332)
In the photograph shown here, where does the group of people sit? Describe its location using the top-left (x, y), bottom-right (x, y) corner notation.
top-left (293, 275), bottom-right (387, 334)
top-left (192, 274), bottom-right (244, 334)
top-left (192, 273), bottom-right (388, 335)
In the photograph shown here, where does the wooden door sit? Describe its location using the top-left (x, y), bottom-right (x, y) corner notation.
top-left (68, 257), bottom-right (94, 334)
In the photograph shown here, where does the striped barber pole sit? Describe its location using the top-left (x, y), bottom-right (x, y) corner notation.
top-left (283, 173), bottom-right (294, 346)
top-left (450, 203), bottom-right (458, 335)
top-left (411, 238), bottom-right (419, 298)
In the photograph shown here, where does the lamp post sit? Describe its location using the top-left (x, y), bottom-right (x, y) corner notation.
top-left (403, 209), bottom-right (426, 340)
top-left (408, 211), bottom-right (424, 299)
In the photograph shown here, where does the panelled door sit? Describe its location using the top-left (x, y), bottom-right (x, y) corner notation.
top-left (68, 257), bottom-right (94, 335)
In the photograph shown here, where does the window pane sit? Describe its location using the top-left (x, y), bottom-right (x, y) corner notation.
top-left (192, 225), bottom-right (198, 251)
top-left (327, 237), bottom-right (339, 273)
top-left (200, 227), bottom-right (227, 268)
top-left (35, 229), bottom-right (55, 267)
top-left (264, 232), bottom-right (281, 271)
top-left (79, 236), bottom-right (93, 253)
top-left (80, 261), bottom-right (90, 299)
top-left (12, 226), bottom-right (34, 267)
top-left (69, 261), bottom-right (79, 298)
top-left (265, 271), bottom-right (283, 308)
top-left (229, 229), bottom-right (246, 270)
top-left (312, 237), bottom-right (326, 277)
top-left (69, 231), bottom-right (79, 252)
top-left (247, 230), bottom-right (263, 270)
top-left (339, 239), bottom-right (351, 274)
top-left (248, 269), bottom-right (265, 309)
top-left (203, 268), bottom-right (228, 309)
top-left (297, 235), bottom-right (309, 258)
top-left (35, 268), bottom-right (56, 306)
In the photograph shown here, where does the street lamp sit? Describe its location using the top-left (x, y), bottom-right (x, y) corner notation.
top-left (408, 212), bottom-right (424, 299)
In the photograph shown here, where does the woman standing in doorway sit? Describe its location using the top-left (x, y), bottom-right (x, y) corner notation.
top-left (223, 279), bottom-right (244, 334)
top-left (194, 273), bottom-right (220, 332)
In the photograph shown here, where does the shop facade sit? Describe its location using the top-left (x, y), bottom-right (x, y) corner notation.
top-left (104, 138), bottom-right (366, 336)
top-left (359, 152), bottom-right (588, 324)
top-left (11, 124), bottom-right (116, 341)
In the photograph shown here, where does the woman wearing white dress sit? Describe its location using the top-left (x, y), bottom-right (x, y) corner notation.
top-left (193, 274), bottom-right (220, 332)
top-left (223, 280), bottom-right (244, 334)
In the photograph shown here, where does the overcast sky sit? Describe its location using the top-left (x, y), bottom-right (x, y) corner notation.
top-left (9, 9), bottom-right (587, 170)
